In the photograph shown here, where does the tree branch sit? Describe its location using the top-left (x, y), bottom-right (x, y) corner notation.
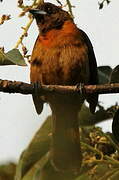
top-left (0, 79), bottom-right (119, 96)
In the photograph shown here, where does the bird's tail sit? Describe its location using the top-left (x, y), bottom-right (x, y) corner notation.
top-left (50, 102), bottom-right (82, 174)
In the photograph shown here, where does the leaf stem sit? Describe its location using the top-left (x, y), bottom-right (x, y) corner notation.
top-left (14, 0), bottom-right (44, 49)
top-left (14, 18), bottom-right (33, 49)
top-left (66, 0), bottom-right (74, 18)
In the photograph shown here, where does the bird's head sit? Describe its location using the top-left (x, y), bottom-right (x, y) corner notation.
top-left (29, 2), bottom-right (73, 34)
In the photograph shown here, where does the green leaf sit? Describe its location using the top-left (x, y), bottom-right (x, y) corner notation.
top-left (15, 116), bottom-right (77, 180)
top-left (106, 0), bottom-right (111, 5)
top-left (15, 116), bottom-right (119, 180)
top-left (0, 162), bottom-right (16, 180)
top-left (112, 109), bottom-right (119, 143)
top-left (99, 2), bottom-right (104, 9)
top-left (98, 66), bottom-right (112, 76)
top-left (79, 104), bottom-right (112, 126)
top-left (109, 65), bottom-right (119, 83)
top-left (0, 49), bottom-right (26, 66)
top-left (33, 159), bottom-right (77, 180)
top-left (22, 152), bottom-right (50, 180)
top-left (15, 116), bottom-right (52, 180)
top-left (98, 66), bottom-right (112, 84)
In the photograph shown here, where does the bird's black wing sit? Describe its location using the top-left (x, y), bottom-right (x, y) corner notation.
top-left (80, 29), bottom-right (98, 113)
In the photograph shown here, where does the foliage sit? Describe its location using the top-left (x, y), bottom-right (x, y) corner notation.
top-left (1, 0), bottom-right (119, 180)
top-left (0, 49), bottom-right (26, 66)
top-left (0, 162), bottom-right (16, 180)
top-left (98, 0), bottom-right (111, 9)
top-left (14, 112), bottom-right (119, 180)
top-left (13, 63), bottom-right (119, 180)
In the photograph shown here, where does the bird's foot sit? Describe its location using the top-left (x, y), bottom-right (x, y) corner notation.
top-left (32, 82), bottom-right (42, 95)
top-left (76, 83), bottom-right (84, 95)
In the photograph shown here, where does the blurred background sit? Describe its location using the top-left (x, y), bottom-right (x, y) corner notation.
top-left (0, 0), bottom-right (119, 163)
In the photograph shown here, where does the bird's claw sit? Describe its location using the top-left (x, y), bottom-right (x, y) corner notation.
top-left (76, 83), bottom-right (84, 95)
top-left (33, 82), bottom-right (42, 94)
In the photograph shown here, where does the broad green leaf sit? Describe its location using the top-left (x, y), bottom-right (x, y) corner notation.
top-left (0, 49), bottom-right (13, 65)
top-left (15, 116), bottom-right (78, 180)
top-left (98, 66), bottom-right (112, 84)
top-left (15, 103), bottom-right (119, 180)
top-left (33, 159), bottom-right (77, 180)
top-left (0, 49), bottom-right (26, 66)
top-left (15, 118), bottom-right (119, 180)
top-left (15, 116), bottom-right (52, 180)
top-left (109, 65), bottom-right (119, 83)
top-left (79, 104), bottom-right (112, 126)
top-left (112, 109), bottom-right (119, 143)
top-left (0, 162), bottom-right (16, 180)
top-left (22, 152), bottom-right (50, 180)
top-left (98, 66), bottom-right (112, 77)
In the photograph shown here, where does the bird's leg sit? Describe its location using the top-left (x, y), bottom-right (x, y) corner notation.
top-left (76, 83), bottom-right (84, 95)
top-left (32, 81), bottom-right (42, 95)
top-left (32, 82), bottom-right (44, 114)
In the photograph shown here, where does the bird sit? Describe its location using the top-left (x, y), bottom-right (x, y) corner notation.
top-left (29, 2), bottom-right (98, 174)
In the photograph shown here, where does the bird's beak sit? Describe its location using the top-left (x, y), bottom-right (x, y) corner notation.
top-left (29, 9), bottom-right (47, 15)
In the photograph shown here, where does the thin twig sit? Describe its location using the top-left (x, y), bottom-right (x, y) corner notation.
top-left (56, 0), bottom-right (62, 6)
top-left (36, 0), bottom-right (44, 5)
top-left (14, 18), bottom-right (33, 49)
top-left (101, 133), bottom-right (119, 153)
top-left (15, 0), bottom-right (44, 49)
top-left (98, 0), bottom-right (110, 9)
top-left (66, 0), bottom-right (74, 18)
top-left (81, 142), bottom-right (102, 157)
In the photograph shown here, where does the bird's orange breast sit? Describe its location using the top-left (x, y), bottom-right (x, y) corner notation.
top-left (38, 20), bottom-right (81, 48)
top-left (30, 20), bottom-right (89, 85)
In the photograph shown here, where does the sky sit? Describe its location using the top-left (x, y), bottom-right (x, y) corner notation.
top-left (0, 0), bottom-right (119, 163)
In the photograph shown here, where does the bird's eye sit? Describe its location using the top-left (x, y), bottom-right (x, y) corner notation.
top-left (45, 7), bottom-right (53, 14)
